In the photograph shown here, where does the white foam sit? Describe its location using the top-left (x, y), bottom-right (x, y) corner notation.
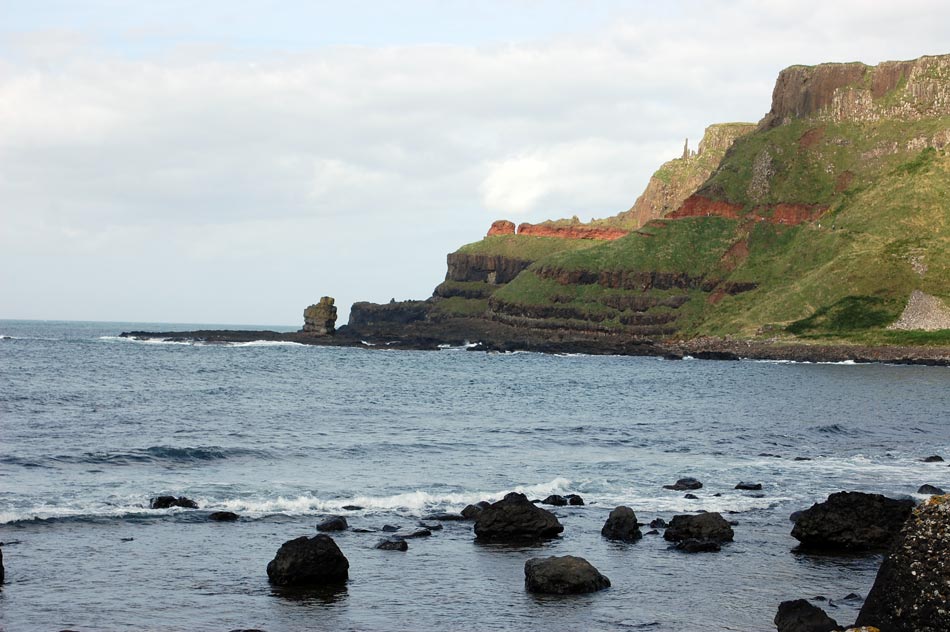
top-left (437, 341), bottom-right (480, 350)
top-left (224, 340), bottom-right (304, 348)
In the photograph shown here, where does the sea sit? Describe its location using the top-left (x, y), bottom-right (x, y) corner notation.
top-left (1, 319), bottom-right (948, 631)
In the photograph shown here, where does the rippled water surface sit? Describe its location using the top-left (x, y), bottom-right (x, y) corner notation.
top-left (1, 320), bottom-right (949, 630)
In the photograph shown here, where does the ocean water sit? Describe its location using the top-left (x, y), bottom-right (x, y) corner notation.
top-left (1, 320), bottom-right (949, 631)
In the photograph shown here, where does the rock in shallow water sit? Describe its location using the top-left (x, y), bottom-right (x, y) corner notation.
top-left (663, 477), bottom-right (703, 491)
top-left (266, 534), bottom-right (349, 586)
top-left (524, 555), bottom-right (610, 594)
top-left (791, 491), bottom-right (914, 551)
top-left (316, 516), bottom-right (348, 532)
top-left (735, 481), bottom-right (763, 491)
top-left (855, 495), bottom-right (950, 632)
top-left (375, 537), bottom-right (408, 551)
top-left (150, 495), bottom-right (199, 509)
top-left (474, 492), bottom-right (563, 542)
top-left (541, 494), bottom-right (567, 506)
top-left (663, 512), bottom-right (734, 544)
top-left (601, 506), bottom-right (642, 542)
top-left (917, 484), bottom-right (945, 495)
top-left (208, 511), bottom-right (239, 522)
top-left (773, 599), bottom-right (840, 632)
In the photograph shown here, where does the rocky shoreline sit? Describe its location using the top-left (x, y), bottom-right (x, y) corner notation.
top-left (119, 324), bottom-right (950, 366)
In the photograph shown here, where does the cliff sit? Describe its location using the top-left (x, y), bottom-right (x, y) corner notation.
top-left (346, 54), bottom-right (950, 349)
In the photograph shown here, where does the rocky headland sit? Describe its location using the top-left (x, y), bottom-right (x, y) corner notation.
top-left (121, 54), bottom-right (950, 364)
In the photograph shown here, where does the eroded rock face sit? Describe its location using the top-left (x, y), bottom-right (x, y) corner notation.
top-left (791, 491), bottom-right (914, 551)
top-left (774, 599), bottom-right (841, 632)
top-left (473, 492), bottom-right (564, 542)
top-left (516, 222), bottom-right (628, 241)
top-left (663, 513), bottom-right (734, 544)
top-left (524, 555), bottom-right (610, 594)
top-left (266, 534), bottom-right (349, 586)
top-left (855, 495), bottom-right (950, 631)
top-left (487, 220), bottom-right (516, 236)
top-left (301, 297), bottom-right (337, 335)
top-left (601, 506), bottom-right (642, 542)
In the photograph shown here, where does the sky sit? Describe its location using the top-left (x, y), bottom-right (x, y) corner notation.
top-left (2, 1), bottom-right (949, 326)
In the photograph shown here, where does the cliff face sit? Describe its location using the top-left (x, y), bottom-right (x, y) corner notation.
top-left (760, 55), bottom-right (950, 128)
top-left (620, 123), bottom-right (755, 228)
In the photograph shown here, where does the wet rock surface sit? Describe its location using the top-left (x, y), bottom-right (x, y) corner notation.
top-left (208, 511), bottom-right (239, 522)
top-left (150, 496), bottom-right (198, 509)
top-left (856, 495), bottom-right (950, 631)
top-left (600, 506), bottom-right (642, 542)
top-left (266, 534), bottom-right (349, 586)
top-left (791, 491), bottom-right (914, 551)
top-left (663, 512), bottom-right (734, 544)
top-left (375, 538), bottom-right (408, 552)
top-left (474, 492), bottom-right (564, 542)
top-left (663, 477), bottom-right (702, 491)
top-left (774, 599), bottom-right (841, 632)
top-left (316, 516), bottom-right (348, 532)
top-left (524, 555), bottom-right (610, 595)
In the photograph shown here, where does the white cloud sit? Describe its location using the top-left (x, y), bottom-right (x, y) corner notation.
top-left (2, 1), bottom-right (950, 323)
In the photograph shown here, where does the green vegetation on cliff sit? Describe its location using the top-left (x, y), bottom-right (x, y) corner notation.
top-left (456, 234), bottom-right (598, 259)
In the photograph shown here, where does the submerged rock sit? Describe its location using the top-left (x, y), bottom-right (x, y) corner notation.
top-left (375, 537), bottom-right (408, 552)
top-left (663, 512), bottom-right (734, 544)
top-left (208, 511), bottom-right (239, 522)
top-left (316, 516), bottom-right (348, 532)
top-left (601, 506), bottom-right (642, 542)
top-left (735, 482), bottom-right (763, 491)
top-left (674, 538), bottom-right (721, 553)
top-left (663, 477), bottom-right (703, 491)
top-left (266, 534), bottom-right (349, 586)
top-left (774, 599), bottom-right (841, 632)
top-left (150, 496), bottom-right (198, 509)
top-left (855, 495), bottom-right (950, 631)
top-left (524, 556), bottom-right (610, 594)
top-left (791, 491), bottom-right (914, 551)
top-left (423, 512), bottom-right (466, 521)
top-left (474, 492), bottom-right (563, 542)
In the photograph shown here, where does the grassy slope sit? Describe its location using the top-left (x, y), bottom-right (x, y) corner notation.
top-left (456, 234), bottom-right (599, 259)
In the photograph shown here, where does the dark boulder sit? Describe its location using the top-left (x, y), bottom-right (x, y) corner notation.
top-left (524, 555), bottom-right (610, 594)
top-left (266, 534), bottom-right (349, 586)
top-left (649, 518), bottom-right (667, 528)
top-left (663, 513), bottom-right (734, 544)
top-left (418, 522), bottom-right (442, 531)
top-left (600, 506), bottom-right (642, 542)
top-left (341, 505), bottom-right (363, 511)
top-left (402, 528), bottom-right (431, 539)
top-left (918, 484), bottom-right (945, 495)
top-left (663, 477), bottom-right (703, 491)
top-left (773, 599), bottom-right (841, 632)
top-left (209, 511), bottom-right (239, 522)
top-left (541, 494), bottom-right (567, 506)
top-left (684, 493), bottom-right (699, 500)
top-left (316, 516), bottom-right (348, 532)
top-left (922, 455), bottom-right (944, 462)
top-left (674, 538), bottom-right (721, 553)
top-left (856, 496), bottom-right (950, 631)
top-left (375, 537), bottom-right (408, 552)
top-left (422, 512), bottom-right (466, 521)
top-left (735, 482), bottom-right (763, 491)
top-left (565, 494), bottom-right (585, 506)
top-left (150, 495), bottom-right (198, 509)
top-left (461, 502), bottom-right (489, 520)
top-left (474, 492), bottom-right (563, 542)
top-left (791, 491), bottom-right (915, 551)
top-left (382, 524), bottom-right (400, 532)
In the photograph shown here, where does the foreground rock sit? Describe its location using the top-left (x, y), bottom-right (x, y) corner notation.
top-left (791, 491), bottom-right (914, 551)
top-left (774, 599), bottom-right (841, 632)
top-left (150, 496), bottom-right (198, 509)
top-left (663, 477), bottom-right (703, 491)
top-left (855, 495), bottom-right (950, 631)
top-left (601, 506), bottom-right (642, 542)
top-left (663, 512), bottom-right (734, 545)
top-left (524, 556), bottom-right (610, 594)
top-left (316, 516), bottom-right (348, 532)
top-left (474, 492), bottom-right (564, 542)
top-left (266, 534), bottom-right (349, 586)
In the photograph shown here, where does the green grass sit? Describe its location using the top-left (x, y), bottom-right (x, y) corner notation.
top-left (456, 235), bottom-right (599, 259)
top-left (786, 296), bottom-right (901, 334)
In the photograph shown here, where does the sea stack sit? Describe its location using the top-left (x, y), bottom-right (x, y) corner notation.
top-left (301, 297), bottom-right (337, 335)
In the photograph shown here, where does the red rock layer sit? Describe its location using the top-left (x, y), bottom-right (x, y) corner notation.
top-left (487, 220), bottom-right (516, 236)
top-left (667, 196), bottom-right (744, 220)
top-left (668, 196), bottom-right (827, 225)
top-left (516, 223), bottom-right (629, 241)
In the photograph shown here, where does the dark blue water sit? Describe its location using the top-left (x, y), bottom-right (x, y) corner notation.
top-left (1, 320), bottom-right (948, 631)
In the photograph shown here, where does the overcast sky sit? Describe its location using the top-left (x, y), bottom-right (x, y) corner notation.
top-left (2, 1), bottom-right (949, 326)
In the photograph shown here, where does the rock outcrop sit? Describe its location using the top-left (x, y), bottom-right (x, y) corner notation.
top-left (663, 513), bottom-right (734, 545)
top-left (855, 495), bottom-right (950, 631)
top-left (266, 534), bottom-right (349, 586)
top-left (601, 506), bottom-right (643, 542)
top-left (473, 492), bottom-right (564, 542)
top-left (760, 55), bottom-right (950, 129)
top-left (791, 491), bottom-right (915, 552)
top-left (150, 496), bottom-right (198, 509)
top-left (487, 219), bottom-right (516, 236)
top-left (301, 297), bottom-right (337, 335)
top-left (516, 222), bottom-right (629, 241)
top-left (524, 556), bottom-right (610, 594)
top-left (774, 599), bottom-right (842, 632)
